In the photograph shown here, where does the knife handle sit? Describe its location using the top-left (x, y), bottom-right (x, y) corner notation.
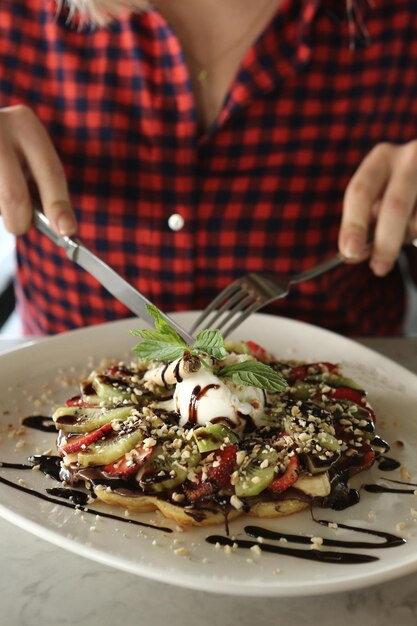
top-left (33, 208), bottom-right (79, 260)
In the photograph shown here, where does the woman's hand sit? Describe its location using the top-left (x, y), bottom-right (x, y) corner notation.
top-left (0, 104), bottom-right (77, 236)
top-left (339, 140), bottom-right (417, 275)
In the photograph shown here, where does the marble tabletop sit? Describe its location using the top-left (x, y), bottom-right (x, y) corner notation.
top-left (1, 336), bottom-right (417, 626)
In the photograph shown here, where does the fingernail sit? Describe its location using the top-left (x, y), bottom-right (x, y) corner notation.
top-left (57, 214), bottom-right (77, 236)
top-left (342, 235), bottom-right (364, 260)
top-left (370, 260), bottom-right (391, 277)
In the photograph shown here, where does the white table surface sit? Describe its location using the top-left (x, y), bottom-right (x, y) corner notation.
top-left (1, 336), bottom-right (417, 626)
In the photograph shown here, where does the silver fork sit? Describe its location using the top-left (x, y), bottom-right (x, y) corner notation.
top-left (190, 253), bottom-right (345, 338)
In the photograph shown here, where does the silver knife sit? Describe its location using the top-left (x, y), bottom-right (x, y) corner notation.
top-left (33, 208), bottom-right (195, 345)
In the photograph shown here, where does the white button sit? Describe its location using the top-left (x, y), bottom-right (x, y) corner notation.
top-left (168, 213), bottom-right (185, 232)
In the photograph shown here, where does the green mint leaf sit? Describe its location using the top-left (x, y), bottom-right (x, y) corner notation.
top-left (193, 329), bottom-right (228, 360)
top-left (130, 305), bottom-right (190, 362)
top-left (218, 360), bottom-right (288, 393)
top-left (146, 304), bottom-right (188, 346)
top-left (131, 331), bottom-right (186, 362)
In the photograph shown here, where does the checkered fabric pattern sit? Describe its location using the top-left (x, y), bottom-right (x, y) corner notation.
top-left (0, 0), bottom-right (416, 336)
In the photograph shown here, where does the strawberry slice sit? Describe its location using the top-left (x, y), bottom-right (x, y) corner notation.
top-left (268, 454), bottom-right (299, 493)
top-left (338, 443), bottom-right (375, 476)
top-left (323, 387), bottom-right (376, 422)
top-left (291, 362), bottom-right (338, 381)
top-left (351, 445), bottom-right (375, 475)
top-left (207, 444), bottom-right (237, 487)
top-left (105, 365), bottom-right (134, 381)
top-left (327, 386), bottom-right (367, 405)
top-left (65, 395), bottom-right (98, 408)
top-left (60, 423), bottom-right (114, 455)
top-left (184, 444), bottom-right (237, 502)
top-left (103, 444), bottom-right (153, 478)
top-left (246, 340), bottom-right (269, 363)
top-left (65, 395), bottom-right (83, 407)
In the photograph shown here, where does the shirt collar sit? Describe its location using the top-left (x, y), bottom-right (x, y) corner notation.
top-left (213, 0), bottom-right (322, 133)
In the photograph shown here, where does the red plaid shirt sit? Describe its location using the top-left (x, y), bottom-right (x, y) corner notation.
top-left (0, 0), bottom-right (416, 336)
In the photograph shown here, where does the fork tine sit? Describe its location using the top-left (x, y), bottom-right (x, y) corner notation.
top-left (193, 290), bottom-right (250, 334)
top-left (189, 282), bottom-right (242, 334)
top-left (211, 294), bottom-right (256, 334)
top-left (221, 301), bottom-right (263, 338)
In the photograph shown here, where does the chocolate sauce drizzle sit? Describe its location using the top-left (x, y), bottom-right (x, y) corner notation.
top-left (206, 535), bottom-right (377, 564)
top-left (360, 457), bottom-right (417, 494)
top-left (364, 484), bottom-right (416, 495)
top-left (173, 360), bottom-right (183, 383)
top-left (46, 487), bottom-right (90, 506)
top-left (161, 363), bottom-right (170, 387)
top-left (206, 518), bottom-right (405, 564)
top-left (0, 461), bottom-right (33, 470)
top-left (364, 475), bottom-right (417, 495)
top-left (189, 384), bottom-right (220, 423)
top-left (377, 456), bottom-right (401, 471)
top-left (0, 456), bottom-right (172, 533)
top-left (0, 473), bottom-right (172, 532)
top-left (246, 521), bottom-right (405, 549)
top-left (22, 415), bottom-right (56, 433)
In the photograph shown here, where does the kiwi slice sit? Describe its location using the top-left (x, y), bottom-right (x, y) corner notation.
top-left (235, 448), bottom-right (278, 497)
top-left (291, 383), bottom-right (314, 402)
top-left (79, 380), bottom-right (100, 404)
top-left (317, 431), bottom-right (341, 452)
top-left (92, 374), bottom-right (134, 404)
top-left (193, 423), bottom-right (238, 454)
top-left (224, 341), bottom-right (250, 355)
top-left (328, 375), bottom-right (364, 391)
top-left (77, 426), bottom-right (143, 466)
top-left (53, 405), bottom-right (136, 433)
top-left (139, 450), bottom-right (188, 494)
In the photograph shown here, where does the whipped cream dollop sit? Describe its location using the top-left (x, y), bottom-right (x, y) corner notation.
top-left (173, 366), bottom-right (265, 430)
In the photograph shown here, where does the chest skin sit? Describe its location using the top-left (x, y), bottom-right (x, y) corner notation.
top-left (154, 0), bottom-right (284, 132)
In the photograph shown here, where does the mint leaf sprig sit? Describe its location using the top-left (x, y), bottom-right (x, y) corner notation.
top-left (130, 305), bottom-right (287, 393)
top-left (218, 361), bottom-right (287, 393)
top-left (130, 305), bottom-right (227, 362)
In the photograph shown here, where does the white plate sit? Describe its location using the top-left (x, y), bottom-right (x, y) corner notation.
top-left (0, 312), bottom-right (417, 597)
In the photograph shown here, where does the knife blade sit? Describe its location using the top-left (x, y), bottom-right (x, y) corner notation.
top-left (33, 209), bottom-right (195, 345)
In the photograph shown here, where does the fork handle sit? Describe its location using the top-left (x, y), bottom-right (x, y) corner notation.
top-left (290, 253), bottom-right (345, 285)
